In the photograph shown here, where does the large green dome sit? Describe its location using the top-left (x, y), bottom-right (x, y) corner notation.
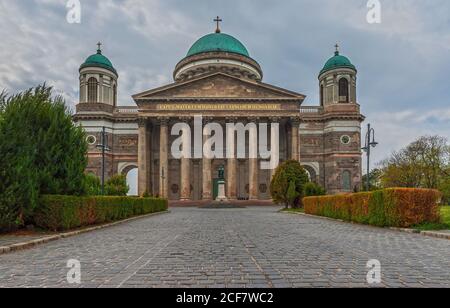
top-left (80, 48), bottom-right (117, 75)
top-left (187, 32), bottom-right (250, 58)
top-left (320, 51), bottom-right (356, 75)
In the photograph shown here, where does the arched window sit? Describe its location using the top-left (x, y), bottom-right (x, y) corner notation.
top-left (338, 78), bottom-right (349, 103)
top-left (320, 84), bottom-right (324, 106)
top-left (87, 77), bottom-right (98, 102)
top-left (342, 170), bottom-right (352, 191)
top-left (302, 165), bottom-right (317, 183)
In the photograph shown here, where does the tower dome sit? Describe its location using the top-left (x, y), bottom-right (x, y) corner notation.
top-left (320, 45), bottom-right (356, 76)
top-left (80, 43), bottom-right (117, 75)
top-left (173, 18), bottom-right (262, 82)
top-left (187, 33), bottom-right (250, 58)
top-left (78, 43), bottom-right (118, 109)
top-left (318, 44), bottom-right (358, 106)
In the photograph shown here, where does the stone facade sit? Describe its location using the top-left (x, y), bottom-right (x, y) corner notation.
top-left (74, 33), bottom-right (364, 200)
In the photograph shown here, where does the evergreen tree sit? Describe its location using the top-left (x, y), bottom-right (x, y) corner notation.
top-left (270, 160), bottom-right (310, 209)
top-left (287, 181), bottom-right (300, 208)
top-left (0, 85), bottom-right (87, 230)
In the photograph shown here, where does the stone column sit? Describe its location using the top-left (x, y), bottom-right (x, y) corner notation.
top-left (202, 159), bottom-right (212, 200)
top-left (180, 158), bottom-right (190, 200)
top-left (180, 119), bottom-right (191, 201)
top-left (202, 119), bottom-right (212, 200)
top-left (249, 119), bottom-right (259, 200)
top-left (291, 117), bottom-right (300, 162)
top-left (159, 118), bottom-right (169, 199)
top-left (138, 118), bottom-right (149, 196)
top-left (227, 159), bottom-right (237, 200)
top-left (270, 118), bottom-right (280, 181)
top-left (226, 120), bottom-right (237, 200)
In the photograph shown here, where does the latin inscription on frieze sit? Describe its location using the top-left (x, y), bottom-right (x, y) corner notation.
top-left (157, 103), bottom-right (282, 111)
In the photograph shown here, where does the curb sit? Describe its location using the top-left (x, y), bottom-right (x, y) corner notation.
top-left (420, 231), bottom-right (450, 240)
top-left (0, 210), bottom-right (170, 256)
top-left (281, 211), bottom-right (450, 240)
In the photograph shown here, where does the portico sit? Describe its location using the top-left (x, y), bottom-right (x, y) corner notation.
top-left (134, 93), bottom-right (304, 201)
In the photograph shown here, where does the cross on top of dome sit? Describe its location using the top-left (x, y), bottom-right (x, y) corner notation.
top-left (214, 16), bottom-right (222, 33)
top-left (97, 42), bottom-right (102, 54)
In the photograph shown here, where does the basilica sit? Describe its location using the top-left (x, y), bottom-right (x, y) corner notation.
top-left (73, 21), bottom-right (364, 201)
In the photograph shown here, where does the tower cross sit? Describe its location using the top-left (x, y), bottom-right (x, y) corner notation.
top-left (214, 16), bottom-right (222, 33)
top-left (97, 42), bottom-right (102, 53)
top-left (335, 43), bottom-right (339, 55)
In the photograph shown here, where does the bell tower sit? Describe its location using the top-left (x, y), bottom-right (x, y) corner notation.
top-left (318, 44), bottom-right (357, 108)
top-left (79, 42), bottom-right (118, 110)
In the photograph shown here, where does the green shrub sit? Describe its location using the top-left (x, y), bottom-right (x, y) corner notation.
top-left (270, 160), bottom-right (310, 208)
top-left (143, 191), bottom-right (151, 198)
top-left (304, 188), bottom-right (441, 228)
top-left (105, 174), bottom-right (129, 196)
top-left (84, 173), bottom-right (102, 196)
top-left (304, 182), bottom-right (326, 197)
top-left (34, 195), bottom-right (168, 231)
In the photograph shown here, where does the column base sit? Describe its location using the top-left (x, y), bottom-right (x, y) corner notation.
top-left (202, 192), bottom-right (213, 200)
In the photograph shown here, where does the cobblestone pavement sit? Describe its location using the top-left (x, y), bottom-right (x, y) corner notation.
top-left (0, 207), bottom-right (449, 288)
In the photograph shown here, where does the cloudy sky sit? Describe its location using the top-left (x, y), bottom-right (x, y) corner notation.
top-left (0, 0), bottom-right (449, 169)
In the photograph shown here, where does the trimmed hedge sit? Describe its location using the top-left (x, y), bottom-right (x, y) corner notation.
top-left (34, 195), bottom-right (168, 231)
top-left (304, 188), bottom-right (441, 228)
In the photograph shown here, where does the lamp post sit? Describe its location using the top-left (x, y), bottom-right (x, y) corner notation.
top-left (161, 167), bottom-right (166, 199)
top-left (362, 123), bottom-right (378, 191)
top-left (96, 127), bottom-right (111, 195)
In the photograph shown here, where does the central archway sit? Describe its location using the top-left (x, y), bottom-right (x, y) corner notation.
top-left (119, 163), bottom-right (138, 196)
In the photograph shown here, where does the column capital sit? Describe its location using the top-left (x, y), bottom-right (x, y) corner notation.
top-left (226, 117), bottom-right (238, 123)
top-left (203, 116), bottom-right (214, 124)
top-left (290, 117), bottom-right (301, 126)
top-left (269, 117), bottom-right (282, 123)
top-left (157, 117), bottom-right (170, 126)
top-left (177, 116), bottom-right (193, 123)
top-left (138, 117), bottom-right (148, 128)
top-left (247, 116), bottom-right (261, 122)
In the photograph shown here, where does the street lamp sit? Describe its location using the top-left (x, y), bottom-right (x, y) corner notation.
top-left (362, 123), bottom-right (378, 191)
top-left (161, 167), bottom-right (166, 199)
top-left (96, 126), bottom-right (111, 195)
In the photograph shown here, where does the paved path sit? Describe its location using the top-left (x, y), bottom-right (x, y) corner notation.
top-left (0, 207), bottom-right (449, 288)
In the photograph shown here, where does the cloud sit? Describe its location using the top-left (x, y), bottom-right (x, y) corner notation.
top-left (0, 0), bottom-right (449, 168)
top-left (363, 107), bottom-right (450, 169)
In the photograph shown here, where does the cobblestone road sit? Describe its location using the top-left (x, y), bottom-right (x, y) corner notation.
top-left (0, 207), bottom-right (449, 288)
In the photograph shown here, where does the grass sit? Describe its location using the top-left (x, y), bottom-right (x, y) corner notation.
top-left (413, 206), bottom-right (450, 231)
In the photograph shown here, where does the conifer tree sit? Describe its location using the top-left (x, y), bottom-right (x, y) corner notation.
top-left (0, 85), bottom-right (87, 230)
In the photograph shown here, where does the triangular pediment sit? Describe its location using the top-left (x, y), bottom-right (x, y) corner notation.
top-left (133, 73), bottom-right (305, 101)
